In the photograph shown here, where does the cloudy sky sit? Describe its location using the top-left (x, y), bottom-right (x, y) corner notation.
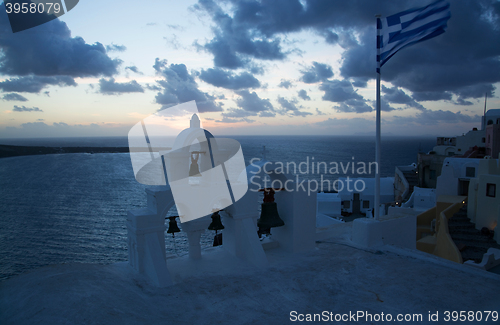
top-left (0, 0), bottom-right (499, 138)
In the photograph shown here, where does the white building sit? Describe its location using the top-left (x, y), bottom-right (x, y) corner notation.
top-left (456, 128), bottom-right (485, 156)
top-left (482, 108), bottom-right (500, 130)
top-left (401, 187), bottom-right (436, 212)
top-left (467, 158), bottom-right (500, 244)
top-left (432, 137), bottom-right (457, 156)
top-left (338, 177), bottom-right (394, 215)
top-left (436, 158), bottom-right (480, 197)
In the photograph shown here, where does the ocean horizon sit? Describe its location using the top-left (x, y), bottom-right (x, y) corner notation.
top-left (0, 134), bottom-right (435, 146)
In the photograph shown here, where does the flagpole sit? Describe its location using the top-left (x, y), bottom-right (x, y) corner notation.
top-left (372, 2), bottom-right (450, 219)
top-left (375, 15), bottom-right (381, 221)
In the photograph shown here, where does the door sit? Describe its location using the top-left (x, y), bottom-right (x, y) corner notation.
top-left (352, 193), bottom-right (361, 214)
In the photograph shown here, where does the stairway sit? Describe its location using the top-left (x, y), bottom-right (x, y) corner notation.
top-left (402, 170), bottom-right (418, 200)
top-left (448, 205), bottom-right (500, 263)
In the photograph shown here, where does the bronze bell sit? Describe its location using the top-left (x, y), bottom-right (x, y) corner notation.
top-left (189, 152), bottom-right (202, 177)
top-left (257, 202), bottom-right (285, 229)
top-left (167, 216), bottom-right (181, 236)
top-left (208, 211), bottom-right (224, 231)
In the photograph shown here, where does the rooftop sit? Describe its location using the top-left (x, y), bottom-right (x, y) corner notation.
top-left (1, 226), bottom-right (499, 324)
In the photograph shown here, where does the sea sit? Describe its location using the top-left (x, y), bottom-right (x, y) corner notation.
top-left (0, 135), bottom-right (436, 281)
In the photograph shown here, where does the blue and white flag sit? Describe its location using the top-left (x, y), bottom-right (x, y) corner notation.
top-left (377, 0), bottom-right (451, 72)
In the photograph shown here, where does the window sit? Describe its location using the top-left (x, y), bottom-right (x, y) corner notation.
top-left (363, 201), bottom-right (370, 209)
top-left (465, 167), bottom-right (475, 178)
top-left (343, 201), bottom-right (350, 209)
top-left (430, 170), bottom-right (436, 180)
top-left (486, 183), bottom-right (496, 198)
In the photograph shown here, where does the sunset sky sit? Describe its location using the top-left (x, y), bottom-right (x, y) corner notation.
top-left (0, 0), bottom-right (499, 138)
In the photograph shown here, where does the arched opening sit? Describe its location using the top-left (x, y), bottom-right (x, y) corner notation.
top-left (163, 199), bottom-right (225, 257)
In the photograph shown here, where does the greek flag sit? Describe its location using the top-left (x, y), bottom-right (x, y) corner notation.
top-left (377, 0), bottom-right (451, 72)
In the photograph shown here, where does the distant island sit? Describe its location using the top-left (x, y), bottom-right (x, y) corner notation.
top-left (0, 144), bottom-right (129, 159)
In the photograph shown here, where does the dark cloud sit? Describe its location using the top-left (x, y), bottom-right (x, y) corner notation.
top-left (153, 59), bottom-right (222, 112)
top-left (335, 99), bottom-right (373, 113)
top-left (125, 66), bottom-right (142, 74)
top-left (249, 64), bottom-right (265, 75)
top-left (453, 84), bottom-right (494, 103)
top-left (234, 89), bottom-right (274, 113)
top-left (215, 116), bottom-right (255, 123)
top-left (277, 96), bottom-right (312, 117)
top-left (0, 4), bottom-right (121, 77)
top-left (380, 101), bottom-right (396, 112)
top-left (216, 117), bottom-right (239, 123)
top-left (13, 105), bottom-right (42, 112)
top-left (18, 121), bottom-right (48, 128)
top-left (145, 84), bottom-right (162, 91)
top-left (194, 0), bottom-right (406, 70)
top-left (195, 1), bottom-right (500, 105)
top-left (382, 85), bottom-right (425, 110)
top-left (278, 96), bottom-right (312, 116)
top-left (278, 79), bottom-right (293, 89)
top-left (339, 1), bottom-right (500, 103)
top-left (455, 98), bottom-right (474, 106)
top-left (258, 111), bottom-right (276, 117)
top-left (298, 89), bottom-right (311, 100)
top-left (222, 108), bottom-right (256, 118)
top-left (392, 110), bottom-right (480, 126)
top-left (199, 68), bottom-right (260, 89)
top-left (2, 93), bottom-right (28, 101)
top-left (194, 0), bottom-right (286, 69)
top-left (338, 28), bottom-right (375, 81)
top-left (198, 38), bottom-right (246, 69)
top-left (351, 78), bottom-right (368, 88)
top-left (316, 108), bottom-right (326, 115)
top-left (106, 44), bottom-right (127, 52)
top-left (98, 78), bottom-right (144, 95)
top-left (220, 90), bottom-right (275, 121)
top-left (337, 32), bottom-right (359, 49)
top-left (153, 58), bottom-right (167, 72)
top-left (411, 91), bottom-right (453, 102)
top-left (321, 30), bottom-right (339, 45)
top-left (320, 79), bottom-right (362, 102)
top-left (300, 62), bottom-right (334, 84)
top-left (0, 76), bottom-right (76, 93)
